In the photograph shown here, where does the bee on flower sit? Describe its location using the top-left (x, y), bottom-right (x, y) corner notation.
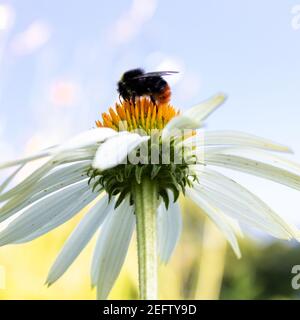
top-left (0, 70), bottom-right (300, 300)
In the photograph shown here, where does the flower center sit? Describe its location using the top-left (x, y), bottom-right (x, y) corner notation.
top-left (89, 97), bottom-right (197, 209)
top-left (96, 97), bottom-right (178, 133)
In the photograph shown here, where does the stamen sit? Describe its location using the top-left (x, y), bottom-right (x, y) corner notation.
top-left (96, 97), bottom-right (179, 132)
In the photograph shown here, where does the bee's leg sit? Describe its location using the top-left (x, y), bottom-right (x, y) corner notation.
top-left (118, 94), bottom-right (122, 104)
top-left (150, 95), bottom-right (157, 106)
top-left (132, 94), bottom-right (136, 107)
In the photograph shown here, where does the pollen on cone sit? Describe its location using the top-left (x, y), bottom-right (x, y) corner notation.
top-left (96, 97), bottom-right (178, 133)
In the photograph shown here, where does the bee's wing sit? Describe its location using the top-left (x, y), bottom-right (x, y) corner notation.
top-left (133, 71), bottom-right (179, 79)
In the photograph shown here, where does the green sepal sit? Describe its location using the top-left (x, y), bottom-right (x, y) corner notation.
top-left (151, 165), bottom-right (161, 179)
top-left (135, 166), bottom-right (144, 184)
top-left (159, 189), bottom-right (169, 209)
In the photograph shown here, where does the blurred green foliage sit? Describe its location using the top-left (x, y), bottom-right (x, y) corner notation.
top-left (221, 241), bottom-right (300, 300)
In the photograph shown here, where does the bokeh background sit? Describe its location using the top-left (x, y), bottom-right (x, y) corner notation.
top-left (0, 0), bottom-right (300, 299)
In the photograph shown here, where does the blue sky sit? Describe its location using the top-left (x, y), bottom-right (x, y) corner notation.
top-left (0, 0), bottom-right (300, 227)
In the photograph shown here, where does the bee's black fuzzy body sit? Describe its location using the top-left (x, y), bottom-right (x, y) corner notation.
top-left (117, 68), bottom-right (176, 105)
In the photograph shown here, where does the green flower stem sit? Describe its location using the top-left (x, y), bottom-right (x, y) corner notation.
top-left (133, 177), bottom-right (158, 300)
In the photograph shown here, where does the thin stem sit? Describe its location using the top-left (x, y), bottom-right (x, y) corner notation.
top-left (133, 177), bottom-right (158, 300)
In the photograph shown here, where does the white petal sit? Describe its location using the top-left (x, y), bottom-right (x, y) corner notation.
top-left (38, 161), bottom-right (92, 190)
top-left (92, 132), bottom-right (149, 171)
top-left (0, 180), bottom-right (91, 246)
top-left (162, 93), bottom-right (226, 136)
top-left (157, 201), bottom-right (182, 263)
top-left (48, 147), bottom-right (96, 167)
top-left (55, 128), bottom-right (117, 153)
top-left (0, 150), bottom-right (51, 170)
top-left (193, 167), bottom-right (298, 239)
top-left (0, 161), bottom-right (91, 222)
top-left (0, 160), bottom-right (89, 205)
top-left (196, 184), bottom-right (294, 239)
top-left (46, 195), bottom-right (112, 285)
top-left (91, 199), bottom-right (135, 299)
top-left (187, 188), bottom-right (241, 258)
top-left (0, 161), bottom-right (55, 203)
top-left (0, 153), bottom-right (91, 204)
top-left (200, 168), bottom-right (297, 239)
top-left (226, 216), bottom-right (244, 239)
top-left (0, 165), bottom-right (24, 194)
top-left (14, 189), bottom-right (99, 243)
top-left (205, 152), bottom-right (300, 191)
top-left (0, 144), bottom-right (96, 207)
top-left (207, 148), bottom-right (300, 174)
top-left (185, 130), bottom-right (292, 153)
top-left (0, 126), bottom-right (107, 174)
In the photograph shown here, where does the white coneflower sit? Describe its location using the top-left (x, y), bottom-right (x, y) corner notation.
top-left (0, 94), bottom-right (300, 300)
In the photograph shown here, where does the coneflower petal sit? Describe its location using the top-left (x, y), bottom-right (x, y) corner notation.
top-left (193, 168), bottom-right (299, 239)
top-left (0, 180), bottom-right (91, 246)
top-left (195, 176), bottom-right (299, 240)
top-left (55, 127), bottom-right (117, 153)
top-left (91, 199), bottom-right (135, 299)
top-left (14, 189), bottom-right (99, 244)
top-left (0, 152), bottom-right (93, 203)
top-left (187, 188), bottom-right (241, 258)
top-left (0, 161), bottom-right (91, 222)
top-left (185, 130), bottom-right (292, 153)
top-left (206, 147), bottom-right (300, 174)
top-left (46, 194), bottom-right (112, 286)
top-left (196, 184), bottom-right (297, 240)
top-left (0, 150), bottom-right (52, 170)
top-left (92, 132), bottom-right (149, 171)
top-left (157, 201), bottom-right (182, 264)
top-left (205, 152), bottom-right (300, 191)
top-left (0, 165), bottom-right (24, 194)
top-left (162, 93), bottom-right (226, 136)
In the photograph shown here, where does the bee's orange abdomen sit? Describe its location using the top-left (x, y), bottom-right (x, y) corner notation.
top-left (156, 84), bottom-right (171, 104)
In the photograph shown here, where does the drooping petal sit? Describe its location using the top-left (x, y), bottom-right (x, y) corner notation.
top-left (36, 161), bottom-right (92, 193)
top-left (185, 130), bottom-right (292, 153)
top-left (0, 161), bottom-right (55, 203)
top-left (0, 180), bottom-right (92, 246)
top-left (46, 194), bottom-right (112, 286)
top-left (14, 188), bottom-right (99, 243)
top-left (157, 201), bottom-right (182, 264)
top-left (0, 152), bottom-right (92, 204)
top-left (91, 199), bottom-right (135, 299)
top-left (193, 167), bottom-right (299, 239)
top-left (207, 147), bottom-right (300, 174)
top-left (55, 128), bottom-right (117, 153)
top-left (0, 128), bottom-right (114, 171)
top-left (162, 93), bottom-right (226, 136)
top-left (0, 165), bottom-right (24, 194)
top-left (93, 132), bottom-right (149, 171)
top-left (199, 167), bottom-right (299, 238)
top-left (205, 152), bottom-right (300, 191)
top-left (0, 150), bottom-right (52, 170)
top-left (0, 161), bottom-right (91, 222)
top-left (196, 184), bottom-right (296, 240)
top-left (187, 188), bottom-right (241, 258)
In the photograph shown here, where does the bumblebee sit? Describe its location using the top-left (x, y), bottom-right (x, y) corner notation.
top-left (117, 68), bottom-right (178, 105)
